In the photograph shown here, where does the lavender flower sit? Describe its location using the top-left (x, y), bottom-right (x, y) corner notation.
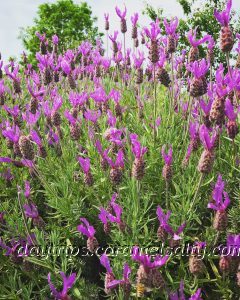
top-left (131, 13), bottom-right (138, 27)
top-left (214, 0), bottom-right (232, 26)
top-left (208, 175), bottom-right (230, 211)
top-left (77, 217), bottom-right (98, 252)
top-left (78, 157), bottom-right (93, 186)
top-left (24, 181), bottom-right (31, 199)
top-left (187, 29), bottom-right (210, 48)
top-left (100, 254), bottom-right (115, 294)
top-left (163, 17), bottom-right (179, 36)
top-left (187, 59), bottom-right (210, 79)
top-left (170, 281), bottom-right (202, 300)
top-left (144, 19), bottom-right (160, 41)
top-left (199, 124), bottom-right (217, 151)
top-left (23, 202), bottom-right (39, 219)
top-left (107, 263), bottom-right (131, 297)
top-left (48, 272), bottom-right (76, 300)
top-left (161, 145), bottom-right (173, 166)
top-left (115, 5), bottom-right (127, 20)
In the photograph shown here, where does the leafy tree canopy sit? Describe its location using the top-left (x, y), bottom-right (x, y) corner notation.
top-left (19, 0), bottom-right (102, 64)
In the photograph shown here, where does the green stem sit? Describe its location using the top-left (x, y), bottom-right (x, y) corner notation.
top-left (213, 231), bottom-right (220, 246)
top-left (153, 64), bottom-right (157, 146)
top-left (171, 53), bottom-right (174, 107)
top-left (188, 173), bottom-right (204, 215)
top-left (166, 181), bottom-right (169, 210)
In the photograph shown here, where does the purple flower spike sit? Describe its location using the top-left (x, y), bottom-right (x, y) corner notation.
top-left (189, 121), bottom-right (199, 140)
top-left (107, 263), bottom-right (131, 290)
top-left (133, 51), bottom-right (145, 69)
top-left (130, 134), bottom-right (147, 159)
top-left (214, 0), bottom-right (232, 27)
top-left (2, 125), bottom-right (20, 143)
top-left (98, 208), bottom-right (109, 226)
top-left (144, 19), bottom-right (160, 41)
top-left (107, 110), bottom-right (117, 127)
top-left (109, 31), bottom-right (119, 43)
top-left (131, 13), bottom-right (138, 26)
top-left (161, 145), bottom-right (173, 166)
top-left (169, 280), bottom-right (186, 300)
top-left (61, 60), bottom-right (71, 75)
top-left (163, 17), bottom-right (179, 36)
top-left (31, 130), bottom-right (42, 147)
top-left (187, 59), bottom-right (210, 79)
top-left (199, 124), bottom-right (217, 150)
top-left (107, 202), bottom-right (123, 225)
top-left (225, 98), bottom-right (238, 121)
top-left (189, 289), bottom-right (202, 300)
top-left (78, 157), bottom-right (90, 174)
top-left (24, 181), bottom-right (31, 199)
top-left (115, 5), bottom-right (127, 20)
top-left (52, 34), bottom-right (59, 45)
top-left (100, 254), bottom-right (113, 274)
top-left (77, 218), bottom-right (95, 238)
top-left (132, 246), bottom-right (169, 270)
top-left (104, 13), bottom-right (109, 22)
top-left (48, 272), bottom-right (76, 300)
top-left (84, 109), bottom-right (101, 124)
top-left (23, 203), bottom-right (39, 219)
top-left (156, 206), bottom-right (171, 228)
top-left (208, 175), bottom-right (230, 211)
top-left (187, 28), bottom-right (210, 48)
top-left (227, 234), bottom-right (240, 253)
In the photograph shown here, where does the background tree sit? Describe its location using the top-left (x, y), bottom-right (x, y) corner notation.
top-left (19, 0), bottom-right (102, 64)
top-left (143, 0), bottom-right (240, 66)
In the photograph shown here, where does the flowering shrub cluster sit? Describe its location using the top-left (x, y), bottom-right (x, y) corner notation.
top-left (0, 0), bottom-right (239, 299)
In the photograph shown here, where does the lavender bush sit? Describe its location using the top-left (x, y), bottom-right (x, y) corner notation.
top-left (0, 0), bottom-right (239, 299)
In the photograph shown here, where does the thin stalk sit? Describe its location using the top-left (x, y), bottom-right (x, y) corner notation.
top-left (106, 30), bottom-right (109, 58)
top-left (210, 64), bottom-right (213, 91)
top-left (166, 181), bottom-right (169, 210)
top-left (188, 173), bottom-right (204, 215)
top-left (232, 139), bottom-right (236, 165)
top-left (153, 64), bottom-right (157, 145)
top-left (213, 231), bottom-right (220, 246)
top-left (171, 53), bottom-right (174, 107)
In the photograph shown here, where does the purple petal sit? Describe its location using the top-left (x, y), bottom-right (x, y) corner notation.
top-left (100, 254), bottom-right (112, 273)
